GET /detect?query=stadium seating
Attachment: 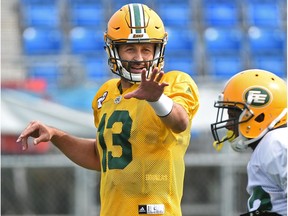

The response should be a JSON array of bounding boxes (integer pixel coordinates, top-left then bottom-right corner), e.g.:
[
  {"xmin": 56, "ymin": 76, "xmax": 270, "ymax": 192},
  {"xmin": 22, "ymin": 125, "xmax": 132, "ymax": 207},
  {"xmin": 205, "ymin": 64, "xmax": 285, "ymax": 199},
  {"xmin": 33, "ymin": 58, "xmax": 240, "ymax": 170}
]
[
  {"xmin": 111, "ymin": 0, "xmax": 152, "ymax": 11},
  {"xmin": 83, "ymin": 56, "xmax": 110, "ymax": 81},
  {"xmin": 157, "ymin": 3, "xmax": 192, "ymax": 27},
  {"xmin": 250, "ymin": 54, "xmax": 286, "ymax": 78},
  {"xmin": 17, "ymin": 0, "xmax": 286, "ymax": 85},
  {"xmin": 20, "ymin": 0, "xmax": 60, "ymax": 28},
  {"xmin": 164, "ymin": 54, "xmax": 196, "ymax": 76},
  {"xmin": 204, "ymin": 27, "xmax": 243, "ymax": 54},
  {"xmin": 68, "ymin": 0, "xmax": 105, "ymax": 27},
  {"xmin": 165, "ymin": 27, "xmax": 196, "ymax": 53},
  {"xmin": 247, "ymin": 27, "xmax": 285, "ymax": 54},
  {"xmin": 206, "ymin": 54, "xmax": 244, "ymax": 78},
  {"xmin": 69, "ymin": 27, "xmax": 104, "ymax": 54},
  {"xmin": 26, "ymin": 62, "xmax": 61, "ymax": 89},
  {"xmin": 246, "ymin": 0, "xmax": 283, "ymax": 27},
  {"xmin": 22, "ymin": 27, "xmax": 63, "ymax": 55},
  {"xmin": 202, "ymin": 0, "xmax": 240, "ymax": 27}
]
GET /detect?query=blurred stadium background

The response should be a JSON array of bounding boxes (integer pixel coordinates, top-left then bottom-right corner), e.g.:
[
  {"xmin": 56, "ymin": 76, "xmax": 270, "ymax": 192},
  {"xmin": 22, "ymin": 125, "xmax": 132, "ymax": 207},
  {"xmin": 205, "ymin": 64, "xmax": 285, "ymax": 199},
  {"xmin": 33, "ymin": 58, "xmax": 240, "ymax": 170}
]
[{"xmin": 1, "ymin": 0, "xmax": 287, "ymax": 215}]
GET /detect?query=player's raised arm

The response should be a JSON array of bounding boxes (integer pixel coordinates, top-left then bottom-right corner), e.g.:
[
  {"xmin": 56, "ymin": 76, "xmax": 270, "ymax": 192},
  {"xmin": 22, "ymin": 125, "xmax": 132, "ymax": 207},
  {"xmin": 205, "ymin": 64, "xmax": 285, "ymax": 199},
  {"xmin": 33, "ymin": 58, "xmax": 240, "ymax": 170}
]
[
  {"xmin": 17, "ymin": 121, "xmax": 101, "ymax": 171},
  {"xmin": 124, "ymin": 68, "xmax": 189, "ymax": 133}
]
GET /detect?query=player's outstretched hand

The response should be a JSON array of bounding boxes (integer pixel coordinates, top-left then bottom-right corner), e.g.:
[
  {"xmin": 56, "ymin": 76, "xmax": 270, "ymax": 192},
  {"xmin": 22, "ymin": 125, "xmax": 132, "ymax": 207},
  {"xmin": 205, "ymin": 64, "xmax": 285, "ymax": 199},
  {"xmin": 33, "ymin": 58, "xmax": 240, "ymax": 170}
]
[
  {"xmin": 124, "ymin": 67, "xmax": 169, "ymax": 101},
  {"xmin": 16, "ymin": 121, "xmax": 53, "ymax": 151}
]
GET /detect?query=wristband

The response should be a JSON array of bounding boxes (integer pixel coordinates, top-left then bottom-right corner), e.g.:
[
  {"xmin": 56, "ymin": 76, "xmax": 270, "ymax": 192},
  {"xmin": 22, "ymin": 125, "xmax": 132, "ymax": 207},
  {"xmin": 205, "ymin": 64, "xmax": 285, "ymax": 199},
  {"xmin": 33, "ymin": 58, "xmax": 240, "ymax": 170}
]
[{"xmin": 148, "ymin": 94, "xmax": 173, "ymax": 117}]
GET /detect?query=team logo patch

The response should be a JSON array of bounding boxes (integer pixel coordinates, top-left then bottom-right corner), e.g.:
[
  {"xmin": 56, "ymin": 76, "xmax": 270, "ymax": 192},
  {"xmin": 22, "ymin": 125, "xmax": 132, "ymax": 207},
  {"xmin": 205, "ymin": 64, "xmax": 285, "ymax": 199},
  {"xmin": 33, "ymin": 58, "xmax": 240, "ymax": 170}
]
[
  {"xmin": 244, "ymin": 87, "xmax": 271, "ymax": 107},
  {"xmin": 138, "ymin": 204, "xmax": 165, "ymax": 214},
  {"xmin": 114, "ymin": 96, "xmax": 122, "ymax": 104}
]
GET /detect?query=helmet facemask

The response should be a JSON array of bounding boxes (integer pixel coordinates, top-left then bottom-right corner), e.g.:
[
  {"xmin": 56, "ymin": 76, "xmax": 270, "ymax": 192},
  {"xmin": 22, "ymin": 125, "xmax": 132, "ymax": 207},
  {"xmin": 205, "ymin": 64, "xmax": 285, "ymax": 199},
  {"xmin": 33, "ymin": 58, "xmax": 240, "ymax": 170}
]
[
  {"xmin": 105, "ymin": 37, "xmax": 166, "ymax": 82},
  {"xmin": 211, "ymin": 101, "xmax": 254, "ymax": 152}
]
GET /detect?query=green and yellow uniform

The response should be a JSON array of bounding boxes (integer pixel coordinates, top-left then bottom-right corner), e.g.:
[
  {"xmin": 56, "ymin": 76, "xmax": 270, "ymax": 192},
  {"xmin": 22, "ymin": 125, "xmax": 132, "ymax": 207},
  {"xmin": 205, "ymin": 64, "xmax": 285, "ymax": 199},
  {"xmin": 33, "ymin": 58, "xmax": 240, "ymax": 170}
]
[{"xmin": 92, "ymin": 71, "xmax": 199, "ymax": 216}]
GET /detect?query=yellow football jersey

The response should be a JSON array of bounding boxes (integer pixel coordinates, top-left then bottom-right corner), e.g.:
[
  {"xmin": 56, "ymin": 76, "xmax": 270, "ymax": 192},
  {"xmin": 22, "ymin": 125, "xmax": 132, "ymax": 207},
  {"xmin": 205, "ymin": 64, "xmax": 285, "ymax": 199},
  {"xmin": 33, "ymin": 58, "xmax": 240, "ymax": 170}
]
[{"xmin": 92, "ymin": 71, "xmax": 199, "ymax": 216}]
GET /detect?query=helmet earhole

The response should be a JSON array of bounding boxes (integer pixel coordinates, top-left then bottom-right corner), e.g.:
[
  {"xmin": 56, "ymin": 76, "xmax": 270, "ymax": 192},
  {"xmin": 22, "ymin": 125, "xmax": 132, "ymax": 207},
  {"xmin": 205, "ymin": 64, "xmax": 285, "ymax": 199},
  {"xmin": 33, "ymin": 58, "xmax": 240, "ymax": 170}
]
[{"xmin": 255, "ymin": 113, "xmax": 265, "ymax": 123}]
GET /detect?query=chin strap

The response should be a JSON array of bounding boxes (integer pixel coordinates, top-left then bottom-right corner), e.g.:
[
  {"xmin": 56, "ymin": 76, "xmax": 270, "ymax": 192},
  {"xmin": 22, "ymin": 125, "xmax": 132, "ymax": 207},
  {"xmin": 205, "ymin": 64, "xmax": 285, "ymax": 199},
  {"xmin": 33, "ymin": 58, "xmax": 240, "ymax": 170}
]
[{"xmin": 213, "ymin": 130, "xmax": 235, "ymax": 152}]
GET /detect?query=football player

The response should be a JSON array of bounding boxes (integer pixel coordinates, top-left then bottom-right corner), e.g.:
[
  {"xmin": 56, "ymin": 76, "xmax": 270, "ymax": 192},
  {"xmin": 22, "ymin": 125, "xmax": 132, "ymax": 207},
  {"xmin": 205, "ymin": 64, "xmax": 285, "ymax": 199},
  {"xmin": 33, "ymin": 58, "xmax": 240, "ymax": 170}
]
[
  {"xmin": 211, "ymin": 69, "xmax": 287, "ymax": 215},
  {"xmin": 17, "ymin": 3, "xmax": 200, "ymax": 216}
]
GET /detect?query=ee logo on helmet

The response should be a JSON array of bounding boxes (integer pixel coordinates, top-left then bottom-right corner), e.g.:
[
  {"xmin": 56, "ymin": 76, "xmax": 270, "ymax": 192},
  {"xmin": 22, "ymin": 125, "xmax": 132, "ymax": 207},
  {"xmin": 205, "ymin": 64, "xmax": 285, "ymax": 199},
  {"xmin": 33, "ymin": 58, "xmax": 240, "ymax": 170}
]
[{"xmin": 244, "ymin": 88, "xmax": 271, "ymax": 107}]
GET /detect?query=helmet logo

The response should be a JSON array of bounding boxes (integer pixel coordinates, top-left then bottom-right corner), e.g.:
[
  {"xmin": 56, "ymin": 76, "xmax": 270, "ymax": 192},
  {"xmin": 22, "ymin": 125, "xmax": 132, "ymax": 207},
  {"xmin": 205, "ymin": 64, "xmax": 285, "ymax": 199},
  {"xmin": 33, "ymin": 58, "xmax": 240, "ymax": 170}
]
[{"xmin": 244, "ymin": 88, "xmax": 270, "ymax": 106}]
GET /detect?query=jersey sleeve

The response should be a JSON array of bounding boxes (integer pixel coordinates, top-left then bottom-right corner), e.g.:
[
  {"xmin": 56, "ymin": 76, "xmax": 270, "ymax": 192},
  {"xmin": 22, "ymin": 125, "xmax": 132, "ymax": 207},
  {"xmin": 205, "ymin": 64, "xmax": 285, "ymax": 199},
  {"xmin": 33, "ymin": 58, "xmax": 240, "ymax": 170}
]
[{"xmin": 162, "ymin": 71, "xmax": 200, "ymax": 120}]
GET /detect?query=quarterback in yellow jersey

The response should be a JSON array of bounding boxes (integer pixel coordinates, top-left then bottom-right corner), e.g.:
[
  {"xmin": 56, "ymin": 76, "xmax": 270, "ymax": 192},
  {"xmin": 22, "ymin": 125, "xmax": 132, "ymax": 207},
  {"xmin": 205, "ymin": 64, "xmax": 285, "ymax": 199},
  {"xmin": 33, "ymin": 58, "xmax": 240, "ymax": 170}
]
[
  {"xmin": 17, "ymin": 3, "xmax": 199, "ymax": 216},
  {"xmin": 93, "ymin": 71, "xmax": 198, "ymax": 215}
]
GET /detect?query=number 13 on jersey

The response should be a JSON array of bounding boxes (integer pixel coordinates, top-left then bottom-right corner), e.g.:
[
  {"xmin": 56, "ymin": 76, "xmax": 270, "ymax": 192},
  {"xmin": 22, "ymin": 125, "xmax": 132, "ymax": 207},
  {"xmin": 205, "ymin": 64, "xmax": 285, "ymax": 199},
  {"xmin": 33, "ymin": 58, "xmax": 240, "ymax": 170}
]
[{"xmin": 98, "ymin": 110, "xmax": 133, "ymax": 172}]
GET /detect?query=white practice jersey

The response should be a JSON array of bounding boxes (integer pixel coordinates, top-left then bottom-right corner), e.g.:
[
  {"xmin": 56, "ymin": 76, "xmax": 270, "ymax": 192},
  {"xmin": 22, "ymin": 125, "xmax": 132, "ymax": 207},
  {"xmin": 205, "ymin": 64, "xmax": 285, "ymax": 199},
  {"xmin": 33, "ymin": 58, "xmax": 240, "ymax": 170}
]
[{"xmin": 247, "ymin": 127, "xmax": 287, "ymax": 215}]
